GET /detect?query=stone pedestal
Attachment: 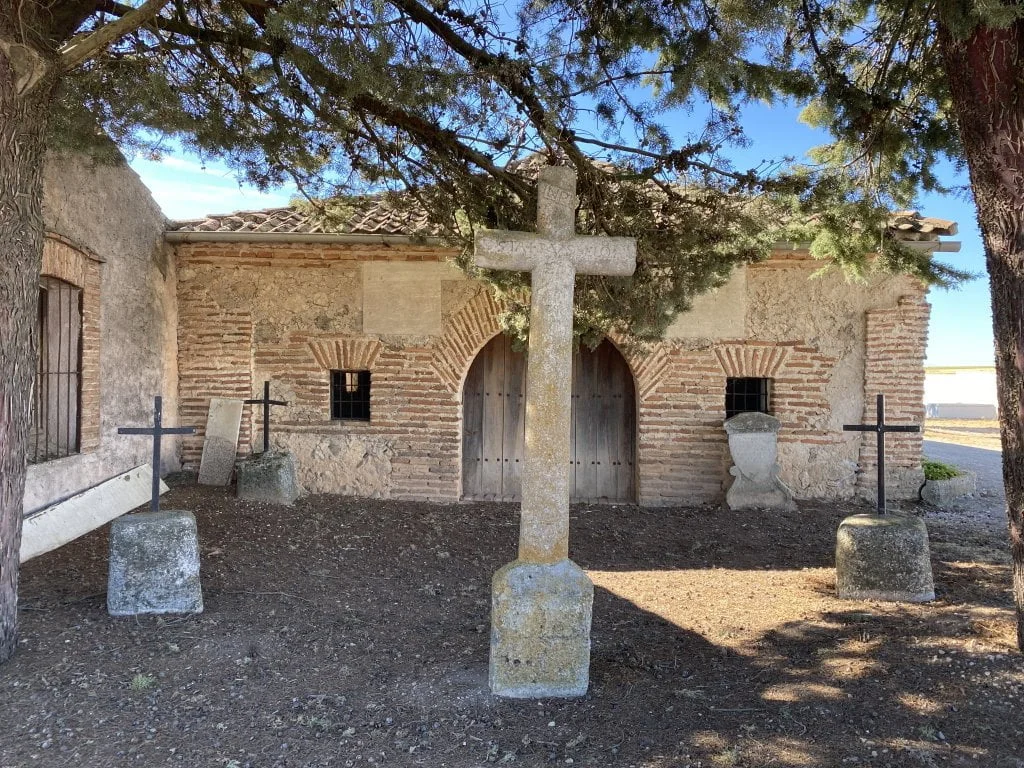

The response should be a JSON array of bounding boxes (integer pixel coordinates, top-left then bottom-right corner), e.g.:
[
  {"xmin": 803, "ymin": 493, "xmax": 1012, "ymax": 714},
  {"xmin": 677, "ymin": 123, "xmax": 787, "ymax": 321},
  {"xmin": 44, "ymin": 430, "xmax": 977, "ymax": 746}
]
[
  {"xmin": 236, "ymin": 450, "xmax": 299, "ymax": 505},
  {"xmin": 108, "ymin": 511, "xmax": 204, "ymax": 616},
  {"xmin": 724, "ymin": 412, "xmax": 796, "ymax": 511},
  {"xmin": 835, "ymin": 514, "xmax": 935, "ymax": 602},
  {"xmin": 490, "ymin": 559, "xmax": 593, "ymax": 698}
]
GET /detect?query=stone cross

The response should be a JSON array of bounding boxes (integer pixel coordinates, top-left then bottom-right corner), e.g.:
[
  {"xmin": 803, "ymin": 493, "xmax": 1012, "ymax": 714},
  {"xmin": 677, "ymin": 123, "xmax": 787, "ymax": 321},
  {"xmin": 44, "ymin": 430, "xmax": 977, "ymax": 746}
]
[
  {"xmin": 475, "ymin": 166, "xmax": 637, "ymax": 562},
  {"xmin": 844, "ymin": 393, "xmax": 920, "ymax": 514},
  {"xmin": 244, "ymin": 380, "xmax": 288, "ymax": 454},
  {"xmin": 118, "ymin": 396, "xmax": 196, "ymax": 513},
  {"xmin": 474, "ymin": 166, "xmax": 636, "ymax": 697}
]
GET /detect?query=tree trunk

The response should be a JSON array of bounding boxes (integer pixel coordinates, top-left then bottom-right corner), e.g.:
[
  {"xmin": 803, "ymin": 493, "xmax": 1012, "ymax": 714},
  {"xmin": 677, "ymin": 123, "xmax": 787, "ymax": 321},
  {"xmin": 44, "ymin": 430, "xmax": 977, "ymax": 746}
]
[
  {"xmin": 940, "ymin": 20, "xmax": 1024, "ymax": 650},
  {"xmin": 0, "ymin": 13, "xmax": 55, "ymax": 663}
]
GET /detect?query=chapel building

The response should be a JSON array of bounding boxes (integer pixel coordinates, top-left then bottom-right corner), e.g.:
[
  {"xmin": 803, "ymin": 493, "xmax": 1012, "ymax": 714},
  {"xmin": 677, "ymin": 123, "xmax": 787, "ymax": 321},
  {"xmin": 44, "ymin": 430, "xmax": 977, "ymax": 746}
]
[{"xmin": 24, "ymin": 153, "xmax": 960, "ymax": 514}]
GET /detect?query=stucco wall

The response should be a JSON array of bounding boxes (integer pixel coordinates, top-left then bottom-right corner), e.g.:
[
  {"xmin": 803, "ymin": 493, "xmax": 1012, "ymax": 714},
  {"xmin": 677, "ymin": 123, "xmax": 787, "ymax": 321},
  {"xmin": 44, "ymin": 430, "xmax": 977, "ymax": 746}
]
[
  {"xmin": 23, "ymin": 153, "xmax": 177, "ymax": 514},
  {"xmin": 175, "ymin": 242, "xmax": 929, "ymax": 505}
]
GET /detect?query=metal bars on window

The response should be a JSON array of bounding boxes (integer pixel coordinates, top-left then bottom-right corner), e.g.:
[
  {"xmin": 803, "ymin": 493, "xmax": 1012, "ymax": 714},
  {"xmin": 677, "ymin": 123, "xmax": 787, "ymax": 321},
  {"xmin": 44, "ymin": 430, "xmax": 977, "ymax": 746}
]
[
  {"xmin": 29, "ymin": 277, "xmax": 83, "ymax": 463},
  {"xmin": 725, "ymin": 377, "xmax": 771, "ymax": 419},
  {"xmin": 330, "ymin": 370, "xmax": 371, "ymax": 421}
]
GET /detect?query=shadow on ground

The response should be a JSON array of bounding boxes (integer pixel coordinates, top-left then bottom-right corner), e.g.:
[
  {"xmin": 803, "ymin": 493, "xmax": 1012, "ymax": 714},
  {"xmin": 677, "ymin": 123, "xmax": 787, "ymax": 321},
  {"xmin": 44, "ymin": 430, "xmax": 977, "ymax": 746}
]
[{"xmin": 3, "ymin": 478, "xmax": 1022, "ymax": 767}]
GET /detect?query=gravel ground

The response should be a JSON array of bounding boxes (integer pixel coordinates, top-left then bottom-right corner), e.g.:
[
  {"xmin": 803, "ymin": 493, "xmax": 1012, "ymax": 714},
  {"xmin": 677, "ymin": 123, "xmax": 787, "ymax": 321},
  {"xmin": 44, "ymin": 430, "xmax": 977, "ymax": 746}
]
[{"xmin": 1, "ymin": 470, "xmax": 1021, "ymax": 768}]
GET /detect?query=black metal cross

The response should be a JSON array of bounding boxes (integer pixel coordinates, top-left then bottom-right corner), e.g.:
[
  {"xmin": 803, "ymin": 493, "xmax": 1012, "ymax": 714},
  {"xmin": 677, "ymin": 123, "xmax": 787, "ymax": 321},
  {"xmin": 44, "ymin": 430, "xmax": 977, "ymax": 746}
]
[
  {"xmin": 118, "ymin": 396, "xmax": 196, "ymax": 513},
  {"xmin": 844, "ymin": 393, "xmax": 920, "ymax": 514},
  {"xmin": 244, "ymin": 380, "xmax": 288, "ymax": 454}
]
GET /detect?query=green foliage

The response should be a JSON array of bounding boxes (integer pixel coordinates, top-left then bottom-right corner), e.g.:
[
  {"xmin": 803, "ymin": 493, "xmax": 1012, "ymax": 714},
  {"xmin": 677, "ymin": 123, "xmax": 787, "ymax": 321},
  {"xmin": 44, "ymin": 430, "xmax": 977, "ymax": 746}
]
[
  {"xmin": 128, "ymin": 673, "xmax": 156, "ymax": 691},
  {"xmin": 923, "ymin": 459, "xmax": 961, "ymax": 481},
  {"xmin": 41, "ymin": 0, "xmax": 970, "ymax": 344}
]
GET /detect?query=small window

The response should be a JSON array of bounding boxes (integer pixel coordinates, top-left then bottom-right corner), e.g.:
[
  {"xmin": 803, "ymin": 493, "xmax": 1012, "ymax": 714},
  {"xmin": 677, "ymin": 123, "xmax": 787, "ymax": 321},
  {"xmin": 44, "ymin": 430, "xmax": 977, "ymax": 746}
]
[
  {"xmin": 30, "ymin": 277, "xmax": 83, "ymax": 463},
  {"xmin": 725, "ymin": 377, "xmax": 771, "ymax": 419},
  {"xmin": 331, "ymin": 370, "xmax": 371, "ymax": 421}
]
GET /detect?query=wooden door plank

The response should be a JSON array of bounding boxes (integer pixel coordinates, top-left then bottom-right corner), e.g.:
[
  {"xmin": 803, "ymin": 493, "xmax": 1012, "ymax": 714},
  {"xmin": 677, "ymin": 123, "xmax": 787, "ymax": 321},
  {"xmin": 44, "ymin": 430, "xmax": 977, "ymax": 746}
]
[
  {"xmin": 461, "ymin": 347, "xmax": 485, "ymax": 498},
  {"xmin": 480, "ymin": 335, "xmax": 507, "ymax": 497}
]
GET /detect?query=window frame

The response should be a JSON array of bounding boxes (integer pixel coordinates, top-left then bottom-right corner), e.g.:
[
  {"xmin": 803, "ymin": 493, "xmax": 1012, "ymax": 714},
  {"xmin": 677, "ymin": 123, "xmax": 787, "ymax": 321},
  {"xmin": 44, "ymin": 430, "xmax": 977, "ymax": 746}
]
[
  {"xmin": 330, "ymin": 369, "xmax": 372, "ymax": 421},
  {"xmin": 725, "ymin": 376, "xmax": 772, "ymax": 420}
]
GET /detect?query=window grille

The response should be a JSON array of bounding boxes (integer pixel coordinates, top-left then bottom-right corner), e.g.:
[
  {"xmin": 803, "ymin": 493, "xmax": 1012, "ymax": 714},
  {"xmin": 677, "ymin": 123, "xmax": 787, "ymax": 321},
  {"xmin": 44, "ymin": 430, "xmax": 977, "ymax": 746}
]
[
  {"xmin": 331, "ymin": 370, "xmax": 371, "ymax": 421},
  {"xmin": 30, "ymin": 277, "xmax": 82, "ymax": 463},
  {"xmin": 725, "ymin": 377, "xmax": 771, "ymax": 419}
]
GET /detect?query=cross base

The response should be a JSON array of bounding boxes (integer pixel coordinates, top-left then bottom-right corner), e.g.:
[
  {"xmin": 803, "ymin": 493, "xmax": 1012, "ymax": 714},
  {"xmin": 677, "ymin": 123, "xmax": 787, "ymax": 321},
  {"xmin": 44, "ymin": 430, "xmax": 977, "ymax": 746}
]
[
  {"xmin": 835, "ymin": 513, "xmax": 935, "ymax": 603},
  {"xmin": 489, "ymin": 559, "xmax": 593, "ymax": 698}
]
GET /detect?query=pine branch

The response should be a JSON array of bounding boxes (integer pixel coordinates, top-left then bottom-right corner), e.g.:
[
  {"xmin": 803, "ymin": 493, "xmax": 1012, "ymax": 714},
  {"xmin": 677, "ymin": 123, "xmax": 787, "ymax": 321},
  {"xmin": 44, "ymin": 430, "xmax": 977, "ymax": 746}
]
[{"xmin": 60, "ymin": 0, "xmax": 171, "ymax": 72}]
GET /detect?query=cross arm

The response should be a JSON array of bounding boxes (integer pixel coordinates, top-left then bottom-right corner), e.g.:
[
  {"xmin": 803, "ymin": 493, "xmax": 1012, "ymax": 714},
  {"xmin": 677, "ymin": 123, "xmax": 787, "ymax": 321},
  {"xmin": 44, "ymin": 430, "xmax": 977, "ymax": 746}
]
[
  {"xmin": 474, "ymin": 230, "xmax": 541, "ymax": 272},
  {"xmin": 564, "ymin": 239, "xmax": 637, "ymax": 276}
]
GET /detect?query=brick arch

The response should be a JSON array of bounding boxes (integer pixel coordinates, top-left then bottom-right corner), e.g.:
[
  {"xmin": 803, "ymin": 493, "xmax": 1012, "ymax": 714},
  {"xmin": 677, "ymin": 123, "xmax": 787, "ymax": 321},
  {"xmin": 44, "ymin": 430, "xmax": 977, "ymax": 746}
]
[
  {"xmin": 606, "ymin": 332, "xmax": 670, "ymax": 402},
  {"xmin": 308, "ymin": 337, "xmax": 383, "ymax": 371},
  {"xmin": 431, "ymin": 289, "xmax": 505, "ymax": 393},
  {"xmin": 39, "ymin": 234, "xmax": 102, "ymax": 453},
  {"xmin": 713, "ymin": 342, "xmax": 792, "ymax": 378}
]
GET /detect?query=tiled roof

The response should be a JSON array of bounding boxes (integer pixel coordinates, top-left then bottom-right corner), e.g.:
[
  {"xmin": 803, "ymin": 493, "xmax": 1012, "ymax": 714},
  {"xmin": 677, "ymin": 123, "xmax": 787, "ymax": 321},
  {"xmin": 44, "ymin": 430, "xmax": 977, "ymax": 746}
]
[
  {"xmin": 169, "ymin": 196, "xmax": 957, "ymax": 242},
  {"xmin": 168, "ymin": 196, "xmax": 441, "ymax": 236}
]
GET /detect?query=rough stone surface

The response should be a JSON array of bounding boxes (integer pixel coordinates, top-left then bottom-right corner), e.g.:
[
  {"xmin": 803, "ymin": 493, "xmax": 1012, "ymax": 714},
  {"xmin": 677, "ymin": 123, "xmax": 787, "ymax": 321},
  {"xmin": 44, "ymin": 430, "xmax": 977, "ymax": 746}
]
[
  {"xmin": 107, "ymin": 510, "xmax": 204, "ymax": 616},
  {"xmin": 473, "ymin": 167, "xmax": 635, "ymax": 698},
  {"xmin": 922, "ymin": 470, "xmax": 977, "ymax": 507},
  {"xmin": 724, "ymin": 412, "xmax": 797, "ymax": 511},
  {"xmin": 475, "ymin": 166, "xmax": 636, "ymax": 562},
  {"xmin": 835, "ymin": 513, "xmax": 935, "ymax": 602},
  {"xmin": 25, "ymin": 153, "xmax": 177, "ymax": 515},
  {"xmin": 490, "ymin": 559, "xmax": 594, "ymax": 698},
  {"xmin": 198, "ymin": 398, "xmax": 243, "ymax": 486},
  {"xmin": 236, "ymin": 450, "xmax": 300, "ymax": 505},
  {"xmin": 281, "ymin": 433, "xmax": 393, "ymax": 498}
]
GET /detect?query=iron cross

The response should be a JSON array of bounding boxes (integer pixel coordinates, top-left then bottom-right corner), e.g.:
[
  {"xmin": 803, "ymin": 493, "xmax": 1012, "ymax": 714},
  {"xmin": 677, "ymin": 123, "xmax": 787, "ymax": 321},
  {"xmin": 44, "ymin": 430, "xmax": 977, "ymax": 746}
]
[
  {"xmin": 244, "ymin": 380, "xmax": 288, "ymax": 454},
  {"xmin": 118, "ymin": 396, "xmax": 196, "ymax": 513},
  {"xmin": 843, "ymin": 393, "xmax": 920, "ymax": 514}
]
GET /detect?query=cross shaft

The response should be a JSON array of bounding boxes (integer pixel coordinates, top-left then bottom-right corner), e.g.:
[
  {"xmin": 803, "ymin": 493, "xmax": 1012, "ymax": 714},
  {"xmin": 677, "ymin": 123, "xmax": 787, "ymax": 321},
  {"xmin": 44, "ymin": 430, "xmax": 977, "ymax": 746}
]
[
  {"xmin": 843, "ymin": 393, "xmax": 919, "ymax": 514},
  {"xmin": 244, "ymin": 380, "xmax": 288, "ymax": 453},
  {"xmin": 118, "ymin": 396, "xmax": 195, "ymax": 512},
  {"xmin": 474, "ymin": 166, "xmax": 636, "ymax": 562}
]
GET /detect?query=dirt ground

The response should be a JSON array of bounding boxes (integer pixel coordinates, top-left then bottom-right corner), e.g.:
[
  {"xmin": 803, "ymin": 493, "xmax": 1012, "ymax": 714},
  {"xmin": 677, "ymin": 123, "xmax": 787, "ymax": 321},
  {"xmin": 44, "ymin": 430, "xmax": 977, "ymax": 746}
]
[
  {"xmin": 2, "ymin": 477, "xmax": 1022, "ymax": 768},
  {"xmin": 923, "ymin": 420, "xmax": 1002, "ymax": 452}
]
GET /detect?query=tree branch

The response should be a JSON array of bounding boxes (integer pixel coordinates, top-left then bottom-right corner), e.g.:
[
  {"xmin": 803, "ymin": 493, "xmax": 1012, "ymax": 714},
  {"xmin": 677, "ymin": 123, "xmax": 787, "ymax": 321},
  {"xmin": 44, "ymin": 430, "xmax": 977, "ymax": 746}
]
[{"xmin": 60, "ymin": 0, "xmax": 171, "ymax": 72}]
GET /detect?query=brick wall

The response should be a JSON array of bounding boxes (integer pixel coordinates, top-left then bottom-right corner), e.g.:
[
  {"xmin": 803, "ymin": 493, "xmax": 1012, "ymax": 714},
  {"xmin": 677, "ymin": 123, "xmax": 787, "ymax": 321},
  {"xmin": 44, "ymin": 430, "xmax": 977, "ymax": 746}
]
[
  {"xmin": 175, "ymin": 241, "xmax": 930, "ymax": 504},
  {"xmin": 41, "ymin": 234, "xmax": 102, "ymax": 453},
  {"xmin": 856, "ymin": 293, "xmax": 930, "ymax": 499}
]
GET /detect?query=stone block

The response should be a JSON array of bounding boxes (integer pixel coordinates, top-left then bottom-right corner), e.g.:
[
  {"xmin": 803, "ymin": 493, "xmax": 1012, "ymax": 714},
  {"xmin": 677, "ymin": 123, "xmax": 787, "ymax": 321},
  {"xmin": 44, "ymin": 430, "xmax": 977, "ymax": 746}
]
[
  {"xmin": 835, "ymin": 513, "xmax": 934, "ymax": 602},
  {"xmin": 236, "ymin": 450, "xmax": 300, "ymax": 505},
  {"xmin": 921, "ymin": 470, "xmax": 977, "ymax": 507},
  {"xmin": 198, "ymin": 397, "xmax": 243, "ymax": 486},
  {"xmin": 108, "ymin": 510, "xmax": 204, "ymax": 616},
  {"xmin": 490, "ymin": 559, "xmax": 593, "ymax": 698},
  {"xmin": 724, "ymin": 412, "xmax": 796, "ymax": 511}
]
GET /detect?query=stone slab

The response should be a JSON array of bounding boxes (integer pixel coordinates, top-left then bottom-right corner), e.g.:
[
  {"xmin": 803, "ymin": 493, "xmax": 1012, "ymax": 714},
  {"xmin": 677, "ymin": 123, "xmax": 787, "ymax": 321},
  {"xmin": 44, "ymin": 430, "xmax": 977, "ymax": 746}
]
[
  {"xmin": 198, "ymin": 397, "xmax": 243, "ymax": 486},
  {"xmin": 362, "ymin": 262, "xmax": 465, "ymax": 336},
  {"xmin": 666, "ymin": 267, "xmax": 746, "ymax": 339},
  {"xmin": 490, "ymin": 559, "xmax": 593, "ymax": 698},
  {"xmin": 724, "ymin": 413, "xmax": 796, "ymax": 511},
  {"xmin": 21, "ymin": 464, "xmax": 167, "ymax": 563},
  {"xmin": 835, "ymin": 513, "xmax": 935, "ymax": 602},
  {"xmin": 921, "ymin": 470, "xmax": 977, "ymax": 507},
  {"xmin": 236, "ymin": 450, "xmax": 300, "ymax": 505},
  {"xmin": 107, "ymin": 510, "xmax": 204, "ymax": 616}
]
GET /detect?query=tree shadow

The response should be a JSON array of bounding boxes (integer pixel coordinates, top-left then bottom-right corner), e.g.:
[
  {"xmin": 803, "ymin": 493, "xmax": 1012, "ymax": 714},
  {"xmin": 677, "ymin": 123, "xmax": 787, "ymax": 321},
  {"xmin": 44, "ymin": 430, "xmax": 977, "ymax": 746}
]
[{"xmin": 7, "ymin": 484, "xmax": 1020, "ymax": 767}]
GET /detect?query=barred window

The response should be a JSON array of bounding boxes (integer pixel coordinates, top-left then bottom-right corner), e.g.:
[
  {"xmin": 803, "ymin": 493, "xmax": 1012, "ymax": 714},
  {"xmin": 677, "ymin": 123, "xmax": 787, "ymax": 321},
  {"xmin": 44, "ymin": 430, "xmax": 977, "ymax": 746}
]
[
  {"xmin": 725, "ymin": 377, "xmax": 771, "ymax": 420},
  {"xmin": 331, "ymin": 370, "xmax": 371, "ymax": 421},
  {"xmin": 30, "ymin": 277, "xmax": 82, "ymax": 463}
]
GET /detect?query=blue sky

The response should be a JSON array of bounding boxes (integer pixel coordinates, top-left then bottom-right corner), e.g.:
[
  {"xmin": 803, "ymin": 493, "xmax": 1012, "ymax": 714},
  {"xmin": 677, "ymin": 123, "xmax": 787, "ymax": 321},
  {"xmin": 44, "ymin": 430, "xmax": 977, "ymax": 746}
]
[{"xmin": 129, "ymin": 102, "xmax": 994, "ymax": 368}]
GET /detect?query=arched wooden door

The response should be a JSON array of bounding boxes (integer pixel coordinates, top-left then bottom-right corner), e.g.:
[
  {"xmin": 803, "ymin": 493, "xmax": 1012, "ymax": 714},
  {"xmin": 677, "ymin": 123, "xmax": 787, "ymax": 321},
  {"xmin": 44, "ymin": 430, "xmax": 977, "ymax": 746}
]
[{"xmin": 462, "ymin": 334, "xmax": 636, "ymax": 502}]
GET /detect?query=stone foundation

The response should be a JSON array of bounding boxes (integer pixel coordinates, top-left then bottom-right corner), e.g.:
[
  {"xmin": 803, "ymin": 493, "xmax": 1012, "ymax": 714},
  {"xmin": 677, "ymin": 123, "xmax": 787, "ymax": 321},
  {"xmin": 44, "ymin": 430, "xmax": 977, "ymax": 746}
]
[
  {"xmin": 835, "ymin": 513, "xmax": 934, "ymax": 603},
  {"xmin": 236, "ymin": 450, "xmax": 300, "ymax": 505},
  {"xmin": 108, "ymin": 510, "xmax": 204, "ymax": 616},
  {"xmin": 489, "ymin": 559, "xmax": 593, "ymax": 698}
]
